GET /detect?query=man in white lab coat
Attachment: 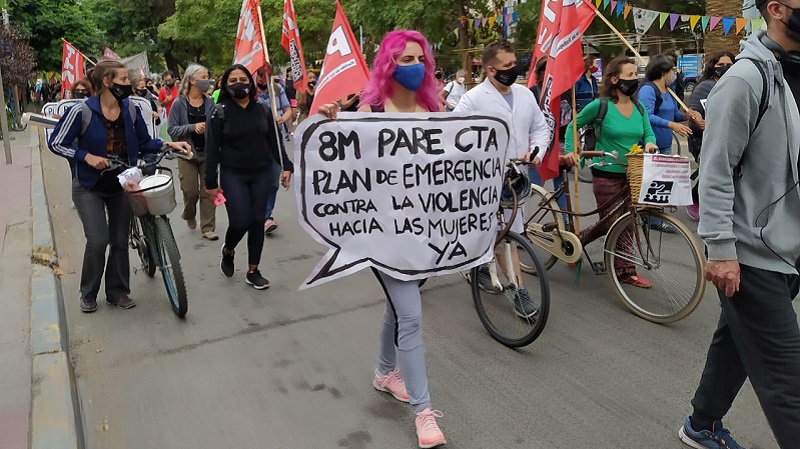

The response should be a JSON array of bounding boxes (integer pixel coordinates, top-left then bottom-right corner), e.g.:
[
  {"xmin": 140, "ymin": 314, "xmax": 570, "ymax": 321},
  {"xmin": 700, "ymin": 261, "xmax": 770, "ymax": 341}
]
[
  {"xmin": 454, "ymin": 40, "xmax": 551, "ymax": 319},
  {"xmin": 455, "ymin": 40, "xmax": 551, "ymax": 166}
]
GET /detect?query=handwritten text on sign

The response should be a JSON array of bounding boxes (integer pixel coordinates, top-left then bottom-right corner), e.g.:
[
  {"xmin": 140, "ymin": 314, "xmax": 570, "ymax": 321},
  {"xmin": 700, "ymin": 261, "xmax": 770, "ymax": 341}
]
[{"xmin": 295, "ymin": 112, "xmax": 510, "ymax": 289}]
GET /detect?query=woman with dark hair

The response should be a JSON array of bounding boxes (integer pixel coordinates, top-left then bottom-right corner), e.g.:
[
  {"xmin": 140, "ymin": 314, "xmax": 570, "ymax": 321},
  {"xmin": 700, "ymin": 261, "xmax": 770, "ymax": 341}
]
[
  {"xmin": 168, "ymin": 64, "xmax": 218, "ymax": 240},
  {"xmin": 684, "ymin": 50, "xmax": 735, "ymax": 221},
  {"xmin": 48, "ymin": 60, "xmax": 190, "ymax": 312},
  {"xmin": 318, "ymin": 30, "xmax": 447, "ymax": 448},
  {"xmin": 564, "ymin": 56, "xmax": 659, "ymax": 288},
  {"xmin": 204, "ymin": 64, "xmax": 293, "ymax": 290},
  {"xmin": 71, "ymin": 79, "xmax": 92, "ymax": 99},
  {"xmin": 574, "ymin": 55, "xmax": 599, "ymax": 110}
]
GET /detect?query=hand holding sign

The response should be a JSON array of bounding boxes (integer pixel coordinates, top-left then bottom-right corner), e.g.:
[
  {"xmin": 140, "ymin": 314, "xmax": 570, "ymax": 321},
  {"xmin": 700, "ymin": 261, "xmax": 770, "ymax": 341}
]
[{"xmin": 294, "ymin": 112, "xmax": 510, "ymax": 289}]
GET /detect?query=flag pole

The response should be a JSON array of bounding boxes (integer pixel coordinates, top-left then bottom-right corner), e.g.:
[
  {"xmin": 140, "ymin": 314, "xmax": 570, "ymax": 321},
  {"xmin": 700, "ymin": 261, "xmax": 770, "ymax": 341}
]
[
  {"xmin": 62, "ymin": 39, "xmax": 97, "ymax": 67},
  {"xmin": 592, "ymin": 10, "xmax": 690, "ymax": 112},
  {"xmin": 256, "ymin": 3, "xmax": 285, "ymax": 168},
  {"xmin": 571, "ymin": 87, "xmax": 581, "ymax": 234}
]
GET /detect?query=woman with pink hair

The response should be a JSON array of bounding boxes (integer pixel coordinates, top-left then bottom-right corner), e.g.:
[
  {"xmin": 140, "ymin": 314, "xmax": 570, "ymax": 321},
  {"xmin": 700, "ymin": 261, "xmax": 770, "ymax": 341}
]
[{"xmin": 320, "ymin": 29, "xmax": 446, "ymax": 448}]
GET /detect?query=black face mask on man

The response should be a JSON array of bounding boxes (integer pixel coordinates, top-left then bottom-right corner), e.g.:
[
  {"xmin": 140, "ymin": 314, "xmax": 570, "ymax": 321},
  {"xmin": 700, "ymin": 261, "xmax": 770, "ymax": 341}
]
[
  {"xmin": 779, "ymin": 2, "xmax": 800, "ymax": 42},
  {"xmin": 492, "ymin": 65, "xmax": 520, "ymax": 86}
]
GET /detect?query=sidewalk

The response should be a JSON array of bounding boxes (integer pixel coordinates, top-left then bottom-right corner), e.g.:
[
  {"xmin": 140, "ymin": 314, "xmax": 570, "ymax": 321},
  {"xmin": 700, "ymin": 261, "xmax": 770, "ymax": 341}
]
[{"xmin": 0, "ymin": 129, "xmax": 35, "ymax": 449}]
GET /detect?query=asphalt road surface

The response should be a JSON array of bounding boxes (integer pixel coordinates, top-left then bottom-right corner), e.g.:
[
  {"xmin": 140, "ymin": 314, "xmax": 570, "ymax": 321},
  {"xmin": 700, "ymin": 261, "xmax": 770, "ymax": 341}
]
[{"xmin": 41, "ymin": 140, "xmax": 787, "ymax": 449}]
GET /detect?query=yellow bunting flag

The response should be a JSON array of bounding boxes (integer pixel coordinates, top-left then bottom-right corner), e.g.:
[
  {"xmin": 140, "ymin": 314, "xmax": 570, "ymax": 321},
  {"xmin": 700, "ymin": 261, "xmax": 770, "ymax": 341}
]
[
  {"xmin": 690, "ymin": 15, "xmax": 700, "ymax": 30},
  {"xmin": 488, "ymin": 16, "xmax": 496, "ymax": 27},
  {"xmin": 595, "ymin": 0, "xmax": 602, "ymax": 7}
]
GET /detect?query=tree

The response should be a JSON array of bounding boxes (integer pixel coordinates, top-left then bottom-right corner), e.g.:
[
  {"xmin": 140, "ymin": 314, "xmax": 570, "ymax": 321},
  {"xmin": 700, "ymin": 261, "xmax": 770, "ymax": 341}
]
[
  {"xmin": 0, "ymin": 24, "xmax": 36, "ymax": 87},
  {"xmin": 705, "ymin": 0, "xmax": 741, "ymax": 55}
]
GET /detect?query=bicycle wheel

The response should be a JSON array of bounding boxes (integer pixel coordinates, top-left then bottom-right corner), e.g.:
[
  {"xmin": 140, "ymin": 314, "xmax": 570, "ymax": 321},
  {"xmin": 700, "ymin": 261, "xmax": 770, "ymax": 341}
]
[
  {"xmin": 473, "ymin": 231, "xmax": 550, "ymax": 348},
  {"xmin": 153, "ymin": 217, "xmax": 188, "ymax": 318},
  {"xmin": 604, "ymin": 210, "xmax": 705, "ymax": 323},
  {"xmin": 131, "ymin": 217, "xmax": 156, "ymax": 277},
  {"xmin": 520, "ymin": 184, "xmax": 561, "ymax": 274}
]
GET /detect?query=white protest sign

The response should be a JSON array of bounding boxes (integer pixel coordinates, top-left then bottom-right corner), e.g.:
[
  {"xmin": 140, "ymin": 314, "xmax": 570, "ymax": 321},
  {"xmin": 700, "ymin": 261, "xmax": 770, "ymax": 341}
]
[
  {"xmin": 638, "ymin": 154, "xmax": 693, "ymax": 206},
  {"xmin": 294, "ymin": 112, "xmax": 510, "ymax": 289},
  {"xmin": 42, "ymin": 97, "xmax": 158, "ymax": 142}
]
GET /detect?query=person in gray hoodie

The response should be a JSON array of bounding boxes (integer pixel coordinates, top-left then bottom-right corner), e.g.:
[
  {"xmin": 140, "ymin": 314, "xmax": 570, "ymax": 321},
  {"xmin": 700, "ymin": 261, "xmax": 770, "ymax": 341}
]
[{"xmin": 678, "ymin": 2, "xmax": 800, "ymax": 448}]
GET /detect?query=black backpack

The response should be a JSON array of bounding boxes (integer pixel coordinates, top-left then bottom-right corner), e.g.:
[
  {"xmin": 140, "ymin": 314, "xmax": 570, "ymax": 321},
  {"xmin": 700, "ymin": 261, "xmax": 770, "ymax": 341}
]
[
  {"xmin": 582, "ymin": 98, "xmax": 645, "ymax": 151},
  {"xmin": 733, "ymin": 58, "xmax": 770, "ymax": 177},
  {"xmin": 639, "ymin": 81, "xmax": 663, "ymax": 115}
]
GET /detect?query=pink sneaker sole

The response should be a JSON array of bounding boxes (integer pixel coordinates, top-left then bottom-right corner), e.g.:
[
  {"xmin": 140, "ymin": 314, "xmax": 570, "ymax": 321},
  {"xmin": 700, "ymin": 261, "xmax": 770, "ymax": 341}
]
[{"xmin": 372, "ymin": 378, "xmax": 410, "ymax": 403}]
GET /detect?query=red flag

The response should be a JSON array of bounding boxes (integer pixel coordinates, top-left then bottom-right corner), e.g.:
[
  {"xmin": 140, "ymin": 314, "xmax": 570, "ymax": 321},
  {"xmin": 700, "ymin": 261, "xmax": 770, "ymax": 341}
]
[
  {"xmin": 233, "ymin": 0, "xmax": 266, "ymax": 75},
  {"xmin": 282, "ymin": 0, "xmax": 309, "ymax": 94},
  {"xmin": 537, "ymin": 0, "xmax": 596, "ymax": 182},
  {"xmin": 310, "ymin": 1, "xmax": 370, "ymax": 112},
  {"xmin": 61, "ymin": 39, "xmax": 85, "ymax": 99},
  {"xmin": 102, "ymin": 46, "xmax": 121, "ymax": 61}
]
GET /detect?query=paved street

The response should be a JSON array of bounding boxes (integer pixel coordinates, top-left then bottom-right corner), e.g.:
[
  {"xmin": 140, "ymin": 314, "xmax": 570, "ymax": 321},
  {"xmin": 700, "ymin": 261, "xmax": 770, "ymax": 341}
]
[{"xmin": 41, "ymin": 139, "xmax": 787, "ymax": 449}]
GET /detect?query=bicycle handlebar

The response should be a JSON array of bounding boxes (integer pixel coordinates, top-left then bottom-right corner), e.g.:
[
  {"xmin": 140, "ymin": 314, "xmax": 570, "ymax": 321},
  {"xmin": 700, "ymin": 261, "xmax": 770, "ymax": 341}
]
[{"xmin": 104, "ymin": 146, "xmax": 190, "ymax": 174}]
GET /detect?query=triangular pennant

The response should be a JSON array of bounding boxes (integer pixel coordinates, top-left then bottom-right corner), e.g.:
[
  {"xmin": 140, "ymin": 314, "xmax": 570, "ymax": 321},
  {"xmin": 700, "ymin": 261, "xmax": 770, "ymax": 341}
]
[
  {"xmin": 623, "ymin": 4, "xmax": 632, "ymax": 19},
  {"xmin": 595, "ymin": 0, "xmax": 602, "ymax": 7},
  {"xmin": 680, "ymin": 14, "xmax": 691, "ymax": 22},
  {"xmin": 616, "ymin": 2, "xmax": 624, "ymax": 17},
  {"xmin": 454, "ymin": 28, "xmax": 459, "ymax": 39},
  {"xmin": 690, "ymin": 15, "xmax": 700, "ymax": 30},
  {"xmin": 603, "ymin": 0, "xmax": 611, "ymax": 8},
  {"xmin": 634, "ymin": 9, "xmax": 660, "ymax": 35},
  {"xmin": 735, "ymin": 17, "xmax": 749, "ymax": 34},
  {"xmin": 701, "ymin": 16, "xmax": 710, "ymax": 32},
  {"xmin": 722, "ymin": 17, "xmax": 736, "ymax": 35},
  {"xmin": 752, "ymin": 18, "xmax": 766, "ymax": 31},
  {"xmin": 659, "ymin": 12, "xmax": 669, "ymax": 28},
  {"xmin": 610, "ymin": 0, "xmax": 617, "ymax": 12},
  {"xmin": 669, "ymin": 13, "xmax": 679, "ymax": 31},
  {"xmin": 488, "ymin": 16, "xmax": 496, "ymax": 27},
  {"xmin": 709, "ymin": 16, "xmax": 722, "ymax": 31},
  {"xmin": 474, "ymin": 18, "xmax": 481, "ymax": 28}
]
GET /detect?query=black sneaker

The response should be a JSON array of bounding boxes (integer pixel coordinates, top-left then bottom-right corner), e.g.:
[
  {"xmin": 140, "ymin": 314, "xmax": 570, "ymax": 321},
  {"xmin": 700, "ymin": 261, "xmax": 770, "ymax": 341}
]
[
  {"xmin": 80, "ymin": 297, "xmax": 98, "ymax": 313},
  {"xmin": 220, "ymin": 245, "xmax": 235, "ymax": 277},
  {"xmin": 513, "ymin": 287, "xmax": 539, "ymax": 319},
  {"xmin": 476, "ymin": 265, "xmax": 502, "ymax": 294},
  {"xmin": 245, "ymin": 269, "xmax": 270, "ymax": 290},
  {"xmin": 106, "ymin": 296, "xmax": 136, "ymax": 309}
]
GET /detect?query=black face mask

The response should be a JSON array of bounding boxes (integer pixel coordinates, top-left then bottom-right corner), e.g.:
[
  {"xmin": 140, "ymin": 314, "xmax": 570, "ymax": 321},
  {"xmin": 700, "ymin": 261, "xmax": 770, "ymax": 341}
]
[
  {"xmin": 616, "ymin": 78, "xmax": 639, "ymax": 97},
  {"xmin": 109, "ymin": 83, "xmax": 132, "ymax": 101},
  {"xmin": 135, "ymin": 88, "xmax": 148, "ymax": 97},
  {"xmin": 493, "ymin": 65, "xmax": 520, "ymax": 86},
  {"xmin": 73, "ymin": 90, "xmax": 90, "ymax": 99},
  {"xmin": 779, "ymin": 2, "xmax": 800, "ymax": 42},
  {"xmin": 308, "ymin": 80, "xmax": 317, "ymax": 88},
  {"xmin": 713, "ymin": 65, "xmax": 732, "ymax": 79},
  {"xmin": 227, "ymin": 82, "xmax": 251, "ymax": 99},
  {"xmin": 166, "ymin": 82, "xmax": 175, "ymax": 88},
  {"xmin": 257, "ymin": 82, "xmax": 269, "ymax": 91},
  {"xmin": 435, "ymin": 73, "xmax": 443, "ymax": 80},
  {"xmin": 147, "ymin": 85, "xmax": 155, "ymax": 93}
]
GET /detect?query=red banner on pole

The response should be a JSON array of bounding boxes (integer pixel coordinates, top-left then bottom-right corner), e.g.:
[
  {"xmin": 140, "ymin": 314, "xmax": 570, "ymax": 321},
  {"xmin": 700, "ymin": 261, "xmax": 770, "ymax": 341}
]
[
  {"xmin": 310, "ymin": 1, "xmax": 370, "ymax": 112},
  {"xmin": 234, "ymin": 0, "xmax": 265, "ymax": 75},
  {"xmin": 537, "ymin": 0, "xmax": 596, "ymax": 182},
  {"xmin": 282, "ymin": 0, "xmax": 309, "ymax": 94},
  {"xmin": 102, "ymin": 46, "xmax": 121, "ymax": 61},
  {"xmin": 61, "ymin": 39, "xmax": 85, "ymax": 99}
]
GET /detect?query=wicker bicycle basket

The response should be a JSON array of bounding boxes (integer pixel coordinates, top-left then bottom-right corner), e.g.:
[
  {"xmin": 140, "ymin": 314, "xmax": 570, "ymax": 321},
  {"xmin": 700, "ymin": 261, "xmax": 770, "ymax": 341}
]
[{"xmin": 626, "ymin": 152, "xmax": 644, "ymax": 202}]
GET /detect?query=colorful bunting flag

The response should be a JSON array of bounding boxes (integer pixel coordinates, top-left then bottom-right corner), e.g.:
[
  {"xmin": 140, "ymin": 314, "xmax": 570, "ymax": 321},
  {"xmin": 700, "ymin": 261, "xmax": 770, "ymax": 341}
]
[
  {"xmin": 751, "ymin": 18, "xmax": 766, "ymax": 31},
  {"xmin": 701, "ymin": 15, "xmax": 710, "ymax": 32},
  {"xmin": 595, "ymin": 0, "xmax": 602, "ymax": 7},
  {"xmin": 669, "ymin": 13, "xmax": 679, "ymax": 31},
  {"xmin": 488, "ymin": 16, "xmax": 496, "ymax": 27},
  {"xmin": 709, "ymin": 16, "xmax": 722, "ymax": 31},
  {"xmin": 735, "ymin": 17, "xmax": 749, "ymax": 34},
  {"xmin": 616, "ymin": 2, "xmax": 624, "ymax": 16},
  {"xmin": 680, "ymin": 14, "xmax": 690, "ymax": 22},
  {"xmin": 611, "ymin": 1, "xmax": 618, "ymax": 14},
  {"xmin": 689, "ymin": 15, "xmax": 700, "ymax": 30},
  {"xmin": 659, "ymin": 12, "xmax": 669, "ymax": 28},
  {"xmin": 623, "ymin": 4, "xmax": 631, "ymax": 19},
  {"xmin": 603, "ymin": 0, "xmax": 611, "ymax": 8},
  {"xmin": 633, "ymin": 8, "xmax": 659, "ymax": 35},
  {"xmin": 722, "ymin": 17, "xmax": 736, "ymax": 35}
]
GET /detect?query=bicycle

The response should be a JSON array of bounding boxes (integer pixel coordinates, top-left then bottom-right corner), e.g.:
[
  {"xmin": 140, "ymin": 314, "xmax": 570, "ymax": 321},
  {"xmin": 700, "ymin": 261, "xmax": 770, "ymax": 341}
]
[
  {"xmin": 577, "ymin": 131, "xmax": 683, "ymax": 183},
  {"xmin": 467, "ymin": 158, "xmax": 551, "ymax": 348},
  {"xmin": 106, "ymin": 148, "xmax": 189, "ymax": 318},
  {"xmin": 521, "ymin": 151, "xmax": 705, "ymax": 323}
]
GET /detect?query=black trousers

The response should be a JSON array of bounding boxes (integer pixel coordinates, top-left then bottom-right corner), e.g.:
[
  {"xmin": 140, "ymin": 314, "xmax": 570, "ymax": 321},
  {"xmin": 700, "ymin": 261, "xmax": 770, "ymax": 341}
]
[
  {"xmin": 219, "ymin": 166, "xmax": 272, "ymax": 266},
  {"xmin": 691, "ymin": 264, "xmax": 800, "ymax": 447}
]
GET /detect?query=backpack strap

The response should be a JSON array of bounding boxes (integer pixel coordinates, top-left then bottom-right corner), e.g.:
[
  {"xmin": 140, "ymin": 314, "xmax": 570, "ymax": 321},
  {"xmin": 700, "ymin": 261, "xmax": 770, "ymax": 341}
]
[
  {"xmin": 594, "ymin": 98, "xmax": 609, "ymax": 143},
  {"xmin": 641, "ymin": 81, "xmax": 663, "ymax": 115},
  {"xmin": 734, "ymin": 58, "xmax": 770, "ymax": 177}
]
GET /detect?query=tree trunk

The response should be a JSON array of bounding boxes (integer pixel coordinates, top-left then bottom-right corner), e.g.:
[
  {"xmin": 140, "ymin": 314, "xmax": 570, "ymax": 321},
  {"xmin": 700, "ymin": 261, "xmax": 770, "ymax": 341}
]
[
  {"xmin": 705, "ymin": 0, "xmax": 742, "ymax": 55},
  {"xmin": 459, "ymin": 0, "xmax": 471, "ymax": 81}
]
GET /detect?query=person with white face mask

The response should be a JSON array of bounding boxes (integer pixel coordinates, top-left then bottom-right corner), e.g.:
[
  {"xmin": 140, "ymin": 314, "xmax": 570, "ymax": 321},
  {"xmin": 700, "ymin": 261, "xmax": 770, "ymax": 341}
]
[{"xmin": 440, "ymin": 69, "xmax": 468, "ymax": 111}]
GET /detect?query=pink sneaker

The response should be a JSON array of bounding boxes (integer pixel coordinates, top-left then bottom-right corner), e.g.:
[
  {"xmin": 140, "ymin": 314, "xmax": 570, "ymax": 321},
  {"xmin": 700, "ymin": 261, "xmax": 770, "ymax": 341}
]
[
  {"xmin": 373, "ymin": 368, "xmax": 409, "ymax": 403},
  {"xmin": 415, "ymin": 408, "xmax": 446, "ymax": 448},
  {"xmin": 686, "ymin": 203, "xmax": 700, "ymax": 222}
]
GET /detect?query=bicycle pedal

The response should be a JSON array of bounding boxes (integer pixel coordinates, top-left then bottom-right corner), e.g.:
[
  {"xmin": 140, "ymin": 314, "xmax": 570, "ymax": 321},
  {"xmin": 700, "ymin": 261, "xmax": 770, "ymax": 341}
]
[
  {"xmin": 591, "ymin": 262, "xmax": 607, "ymax": 275},
  {"xmin": 542, "ymin": 222, "xmax": 558, "ymax": 232}
]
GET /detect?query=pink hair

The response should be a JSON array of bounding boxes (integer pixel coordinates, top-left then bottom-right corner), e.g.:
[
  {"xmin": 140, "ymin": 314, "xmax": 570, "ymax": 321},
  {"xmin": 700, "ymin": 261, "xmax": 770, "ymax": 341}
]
[{"xmin": 361, "ymin": 30, "xmax": 439, "ymax": 113}]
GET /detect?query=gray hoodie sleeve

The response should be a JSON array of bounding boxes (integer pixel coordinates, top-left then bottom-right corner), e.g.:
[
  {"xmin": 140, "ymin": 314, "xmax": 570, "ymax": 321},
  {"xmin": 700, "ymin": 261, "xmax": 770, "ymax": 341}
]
[
  {"xmin": 167, "ymin": 97, "xmax": 196, "ymax": 141},
  {"xmin": 698, "ymin": 72, "xmax": 762, "ymax": 261}
]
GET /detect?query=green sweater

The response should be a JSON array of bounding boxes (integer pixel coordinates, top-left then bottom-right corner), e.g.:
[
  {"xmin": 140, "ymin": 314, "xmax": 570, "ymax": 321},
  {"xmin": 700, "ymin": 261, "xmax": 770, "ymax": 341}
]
[{"xmin": 565, "ymin": 98, "xmax": 657, "ymax": 174}]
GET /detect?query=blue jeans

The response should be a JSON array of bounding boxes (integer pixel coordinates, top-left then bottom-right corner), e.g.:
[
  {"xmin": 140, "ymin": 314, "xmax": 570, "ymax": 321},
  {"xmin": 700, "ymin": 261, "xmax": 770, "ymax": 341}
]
[
  {"xmin": 263, "ymin": 162, "xmax": 282, "ymax": 221},
  {"xmin": 528, "ymin": 167, "xmax": 568, "ymax": 213}
]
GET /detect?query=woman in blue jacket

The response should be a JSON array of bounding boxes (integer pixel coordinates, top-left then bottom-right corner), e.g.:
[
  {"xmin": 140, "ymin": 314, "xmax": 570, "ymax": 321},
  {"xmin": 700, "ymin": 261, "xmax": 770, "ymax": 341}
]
[{"xmin": 48, "ymin": 60, "xmax": 190, "ymax": 313}]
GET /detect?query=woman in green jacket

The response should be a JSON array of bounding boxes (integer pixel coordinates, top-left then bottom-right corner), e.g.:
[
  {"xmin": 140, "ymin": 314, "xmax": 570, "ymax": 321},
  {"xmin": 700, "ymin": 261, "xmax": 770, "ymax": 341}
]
[{"xmin": 564, "ymin": 56, "xmax": 659, "ymax": 288}]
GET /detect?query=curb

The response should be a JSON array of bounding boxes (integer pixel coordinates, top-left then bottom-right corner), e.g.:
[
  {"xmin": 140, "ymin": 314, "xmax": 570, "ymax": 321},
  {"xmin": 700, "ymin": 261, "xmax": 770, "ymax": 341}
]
[{"xmin": 29, "ymin": 132, "xmax": 83, "ymax": 449}]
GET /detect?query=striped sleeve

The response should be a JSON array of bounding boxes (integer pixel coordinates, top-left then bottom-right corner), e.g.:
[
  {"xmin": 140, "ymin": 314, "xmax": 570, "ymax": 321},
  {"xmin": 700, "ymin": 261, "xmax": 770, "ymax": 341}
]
[{"xmin": 47, "ymin": 105, "xmax": 86, "ymax": 161}]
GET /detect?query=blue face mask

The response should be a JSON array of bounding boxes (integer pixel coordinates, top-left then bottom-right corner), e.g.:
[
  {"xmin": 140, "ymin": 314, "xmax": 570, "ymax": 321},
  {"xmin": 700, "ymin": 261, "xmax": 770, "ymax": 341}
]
[{"xmin": 392, "ymin": 63, "xmax": 425, "ymax": 91}]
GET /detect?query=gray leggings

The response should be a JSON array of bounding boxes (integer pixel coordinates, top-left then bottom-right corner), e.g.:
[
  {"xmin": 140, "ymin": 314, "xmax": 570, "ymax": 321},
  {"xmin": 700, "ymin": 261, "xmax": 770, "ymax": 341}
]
[{"xmin": 373, "ymin": 269, "xmax": 431, "ymax": 413}]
